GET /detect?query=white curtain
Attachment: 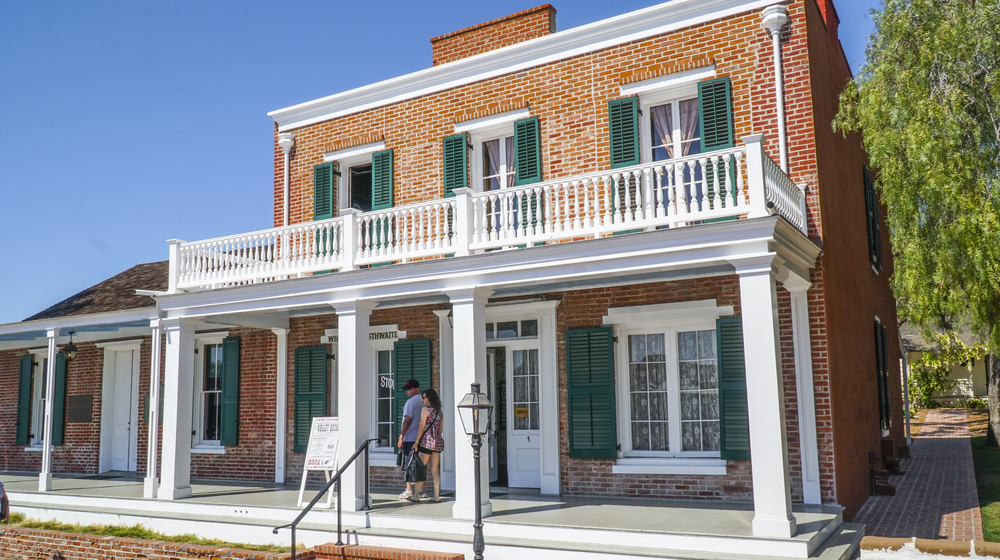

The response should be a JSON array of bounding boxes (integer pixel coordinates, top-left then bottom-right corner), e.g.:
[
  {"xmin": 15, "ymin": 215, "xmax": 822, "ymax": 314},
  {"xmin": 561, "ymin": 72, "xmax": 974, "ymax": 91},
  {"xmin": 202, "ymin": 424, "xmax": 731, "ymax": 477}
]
[
  {"xmin": 650, "ymin": 104, "xmax": 673, "ymax": 160},
  {"xmin": 484, "ymin": 139, "xmax": 501, "ymax": 191},
  {"xmin": 679, "ymin": 99, "xmax": 700, "ymax": 156},
  {"xmin": 505, "ymin": 136, "xmax": 515, "ymax": 188}
]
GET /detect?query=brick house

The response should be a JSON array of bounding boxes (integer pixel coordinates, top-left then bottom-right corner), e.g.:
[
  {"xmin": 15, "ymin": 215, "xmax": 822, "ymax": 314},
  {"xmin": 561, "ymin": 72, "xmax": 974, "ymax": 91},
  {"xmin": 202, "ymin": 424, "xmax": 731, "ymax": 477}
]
[{"xmin": 0, "ymin": 1, "xmax": 900, "ymax": 558}]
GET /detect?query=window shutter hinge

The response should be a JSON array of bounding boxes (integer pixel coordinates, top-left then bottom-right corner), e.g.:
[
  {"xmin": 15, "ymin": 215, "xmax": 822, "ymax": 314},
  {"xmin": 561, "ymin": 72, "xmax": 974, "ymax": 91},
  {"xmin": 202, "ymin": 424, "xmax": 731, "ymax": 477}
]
[
  {"xmin": 327, "ymin": 354, "xmax": 336, "ymax": 360},
  {"xmin": 612, "ymin": 336, "xmax": 619, "ymax": 343},
  {"xmin": 332, "ymin": 170, "xmax": 342, "ymax": 177},
  {"xmin": 192, "ymin": 430, "xmax": 197, "ymax": 436},
  {"xmin": 194, "ymin": 349, "xmax": 198, "ymax": 354},
  {"xmin": 616, "ymin": 444, "xmax": 622, "ymax": 452}
]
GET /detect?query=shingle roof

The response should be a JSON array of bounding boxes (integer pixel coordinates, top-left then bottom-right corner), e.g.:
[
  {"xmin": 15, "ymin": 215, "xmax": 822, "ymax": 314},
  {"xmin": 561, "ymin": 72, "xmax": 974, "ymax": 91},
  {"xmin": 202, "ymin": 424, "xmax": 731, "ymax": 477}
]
[
  {"xmin": 899, "ymin": 322, "xmax": 982, "ymax": 353},
  {"xmin": 24, "ymin": 261, "xmax": 168, "ymax": 322}
]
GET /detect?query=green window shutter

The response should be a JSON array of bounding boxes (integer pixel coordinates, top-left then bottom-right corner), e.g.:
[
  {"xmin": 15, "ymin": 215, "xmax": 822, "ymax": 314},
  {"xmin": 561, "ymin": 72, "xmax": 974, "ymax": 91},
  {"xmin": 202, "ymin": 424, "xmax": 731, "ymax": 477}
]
[
  {"xmin": 294, "ymin": 346, "xmax": 328, "ymax": 453},
  {"xmin": 514, "ymin": 116, "xmax": 542, "ymax": 186},
  {"xmin": 608, "ymin": 97, "xmax": 640, "ymax": 169},
  {"xmin": 698, "ymin": 77, "xmax": 734, "ymax": 151},
  {"xmin": 16, "ymin": 355, "xmax": 32, "ymax": 446},
  {"xmin": 566, "ymin": 328, "xmax": 617, "ymax": 459},
  {"xmin": 875, "ymin": 322, "xmax": 890, "ymax": 432},
  {"xmin": 863, "ymin": 165, "xmax": 876, "ymax": 267},
  {"xmin": 220, "ymin": 336, "xmax": 241, "ymax": 447},
  {"xmin": 393, "ymin": 339, "xmax": 432, "ymax": 453},
  {"xmin": 443, "ymin": 133, "xmax": 468, "ymax": 197},
  {"xmin": 717, "ymin": 317, "xmax": 750, "ymax": 460},
  {"xmin": 371, "ymin": 149, "xmax": 394, "ymax": 211},
  {"xmin": 314, "ymin": 163, "xmax": 335, "ymax": 221},
  {"xmin": 52, "ymin": 353, "xmax": 67, "ymax": 446}
]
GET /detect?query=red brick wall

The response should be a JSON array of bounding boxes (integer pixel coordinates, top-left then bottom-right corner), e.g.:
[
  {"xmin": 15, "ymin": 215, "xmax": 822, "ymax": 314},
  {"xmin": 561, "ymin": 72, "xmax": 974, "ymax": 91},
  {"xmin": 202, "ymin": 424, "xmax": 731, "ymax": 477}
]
[
  {"xmin": 803, "ymin": 0, "xmax": 903, "ymax": 519},
  {"xmin": 0, "ymin": 526, "xmax": 310, "ymax": 560},
  {"xmin": 272, "ymin": 5, "xmax": 810, "ymax": 231},
  {"xmin": 316, "ymin": 542, "xmax": 462, "ymax": 560},
  {"xmin": 430, "ymin": 4, "xmax": 556, "ymax": 66}
]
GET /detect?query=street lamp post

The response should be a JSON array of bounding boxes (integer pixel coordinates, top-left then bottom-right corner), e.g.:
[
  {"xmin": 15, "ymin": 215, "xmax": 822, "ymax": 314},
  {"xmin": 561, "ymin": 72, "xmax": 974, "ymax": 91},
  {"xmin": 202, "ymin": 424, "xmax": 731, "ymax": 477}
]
[{"xmin": 457, "ymin": 382, "xmax": 494, "ymax": 560}]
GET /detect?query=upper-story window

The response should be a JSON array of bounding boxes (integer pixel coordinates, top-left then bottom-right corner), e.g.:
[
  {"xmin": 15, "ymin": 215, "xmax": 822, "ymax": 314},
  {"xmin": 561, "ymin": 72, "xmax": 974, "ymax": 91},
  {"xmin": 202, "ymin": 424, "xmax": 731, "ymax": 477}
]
[
  {"xmin": 480, "ymin": 135, "xmax": 515, "ymax": 192},
  {"xmin": 445, "ymin": 109, "xmax": 541, "ymax": 198},
  {"xmin": 863, "ymin": 165, "xmax": 883, "ymax": 272},
  {"xmin": 315, "ymin": 142, "xmax": 394, "ymax": 221},
  {"xmin": 348, "ymin": 164, "xmax": 373, "ymax": 212},
  {"xmin": 648, "ymin": 98, "xmax": 702, "ymax": 162}
]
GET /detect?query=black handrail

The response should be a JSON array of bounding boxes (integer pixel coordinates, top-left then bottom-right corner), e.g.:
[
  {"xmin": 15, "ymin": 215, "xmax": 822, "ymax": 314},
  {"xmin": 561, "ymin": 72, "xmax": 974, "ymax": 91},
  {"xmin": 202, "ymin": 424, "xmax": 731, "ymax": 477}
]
[{"xmin": 273, "ymin": 438, "xmax": 378, "ymax": 560}]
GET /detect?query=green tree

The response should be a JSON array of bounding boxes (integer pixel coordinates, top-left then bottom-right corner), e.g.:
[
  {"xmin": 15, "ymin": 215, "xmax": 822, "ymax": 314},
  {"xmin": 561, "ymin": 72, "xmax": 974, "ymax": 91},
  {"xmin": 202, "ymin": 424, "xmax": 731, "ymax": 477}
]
[
  {"xmin": 834, "ymin": 0, "xmax": 1000, "ymax": 445},
  {"xmin": 908, "ymin": 332, "xmax": 985, "ymax": 411}
]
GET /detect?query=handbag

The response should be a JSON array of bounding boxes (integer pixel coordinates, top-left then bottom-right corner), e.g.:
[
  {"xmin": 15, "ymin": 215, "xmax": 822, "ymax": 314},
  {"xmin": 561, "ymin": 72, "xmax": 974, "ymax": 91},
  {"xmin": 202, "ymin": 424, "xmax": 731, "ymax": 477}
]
[{"xmin": 403, "ymin": 450, "xmax": 427, "ymax": 483}]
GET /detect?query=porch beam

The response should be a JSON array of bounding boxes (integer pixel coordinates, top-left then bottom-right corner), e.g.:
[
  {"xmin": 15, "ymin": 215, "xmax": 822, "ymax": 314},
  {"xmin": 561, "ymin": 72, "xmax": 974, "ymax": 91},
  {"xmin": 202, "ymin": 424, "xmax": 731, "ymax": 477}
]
[
  {"xmin": 782, "ymin": 274, "xmax": 822, "ymax": 505},
  {"xmin": 333, "ymin": 300, "xmax": 374, "ymax": 512},
  {"xmin": 273, "ymin": 327, "xmax": 289, "ymax": 484},
  {"xmin": 158, "ymin": 318, "xmax": 197, "ymax": 500},
  {"xmin": 731, "ymin": 255, "xmax": 796, "ymax": 538},
  {"xmin": 144, "ymin": 319, "xmax": 163, "ymax": 498},
  {"xmin": 446, "ymin": 287, "xmax": 493, "ymax": 521},
  {"xmin": 39, "ymin": 328, "xmax": 59, "ymax": 492}
]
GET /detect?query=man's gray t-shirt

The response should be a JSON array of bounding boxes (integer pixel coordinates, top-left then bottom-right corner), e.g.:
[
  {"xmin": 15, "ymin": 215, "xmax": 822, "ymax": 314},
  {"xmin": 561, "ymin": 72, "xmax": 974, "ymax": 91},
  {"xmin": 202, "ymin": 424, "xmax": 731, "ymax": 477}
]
[{"xmin": 402, "ymin": 393, "xmax": 424, "ymax": 442}]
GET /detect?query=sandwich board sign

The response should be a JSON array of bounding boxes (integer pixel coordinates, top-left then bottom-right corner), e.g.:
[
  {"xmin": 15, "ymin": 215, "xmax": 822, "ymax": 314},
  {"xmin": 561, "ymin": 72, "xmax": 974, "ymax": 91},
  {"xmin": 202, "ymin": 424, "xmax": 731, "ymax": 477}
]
[{"xmin": 297, "ymin": 416, "xmax": 340, "ymax": 508}]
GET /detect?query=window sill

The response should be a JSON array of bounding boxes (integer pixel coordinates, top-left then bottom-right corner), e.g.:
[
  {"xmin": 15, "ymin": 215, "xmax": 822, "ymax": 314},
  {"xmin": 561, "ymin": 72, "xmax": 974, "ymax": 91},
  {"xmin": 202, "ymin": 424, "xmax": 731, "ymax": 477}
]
[
  {"xmin": 24, "ymin": 445, "xmax": 50, "ymax": 453},
  {"xmin": 369, "ymin": 451, "xmax": 398, "ymax": 468},
  {"xmin": 191, "ymin": 445, "xmax": 226, "ymax": 455},
  {"xmin": 612, "ymin": 457, "xmax": 727, "ymax": 475}
]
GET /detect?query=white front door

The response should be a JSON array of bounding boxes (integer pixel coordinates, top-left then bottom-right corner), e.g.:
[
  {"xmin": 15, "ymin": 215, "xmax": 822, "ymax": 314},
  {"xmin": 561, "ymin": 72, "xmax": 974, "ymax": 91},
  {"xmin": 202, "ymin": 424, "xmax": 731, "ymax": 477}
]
[
  {"xmin": 506, "ymin": 347, "xmax": 540, "ymax": 488},
  {"xmin": 110, "ymin": 349, "xmax": 137, "ymax": 471}
]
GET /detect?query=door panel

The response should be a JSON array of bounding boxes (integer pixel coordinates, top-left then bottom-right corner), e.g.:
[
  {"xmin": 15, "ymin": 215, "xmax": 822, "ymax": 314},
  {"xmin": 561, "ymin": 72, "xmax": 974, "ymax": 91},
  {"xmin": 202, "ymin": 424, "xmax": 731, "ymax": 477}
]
[
  {"xmin": 506, "ymin": 348, "xmax": 540, "ymax": 488},
  {"xmin": 110, "ymin": 350, "xmax": 134, "ymax": 471}
]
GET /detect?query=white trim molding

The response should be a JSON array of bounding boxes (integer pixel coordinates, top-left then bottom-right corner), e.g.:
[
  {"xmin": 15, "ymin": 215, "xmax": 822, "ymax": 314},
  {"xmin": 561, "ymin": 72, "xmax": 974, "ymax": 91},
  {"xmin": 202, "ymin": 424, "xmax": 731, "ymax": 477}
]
[
  {"xmin": 455, "ymin": 108, "xmax": 531, "ymax": 134},
  {"xmin": 612, "ymin": 457, "xmax": 728, "ymax": 475},
  {"xmin": 619, "ymin": 65, "xmax": 716, "ymax": 97},
  {"xmin": 324, "ymin": 141, "xmax": 386, "ymax": 163},
  {"xmin": 603, "ymin": 299, "xmax": 734, "ymax": 326}
]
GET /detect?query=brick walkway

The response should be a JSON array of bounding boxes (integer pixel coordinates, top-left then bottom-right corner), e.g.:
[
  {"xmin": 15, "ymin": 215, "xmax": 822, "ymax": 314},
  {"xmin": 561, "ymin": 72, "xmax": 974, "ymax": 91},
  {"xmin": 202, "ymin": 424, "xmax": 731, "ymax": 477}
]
[{"xmin": 854, "ymin": 409, "xmax": 984, "ymax": 541}]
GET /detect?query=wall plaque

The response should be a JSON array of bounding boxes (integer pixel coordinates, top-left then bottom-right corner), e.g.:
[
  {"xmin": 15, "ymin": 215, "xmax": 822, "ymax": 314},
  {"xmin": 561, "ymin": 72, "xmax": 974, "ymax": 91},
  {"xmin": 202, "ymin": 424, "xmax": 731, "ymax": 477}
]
[{"xmin": 68, "ymin": 395, "xmax": 93, "ymax": 423}]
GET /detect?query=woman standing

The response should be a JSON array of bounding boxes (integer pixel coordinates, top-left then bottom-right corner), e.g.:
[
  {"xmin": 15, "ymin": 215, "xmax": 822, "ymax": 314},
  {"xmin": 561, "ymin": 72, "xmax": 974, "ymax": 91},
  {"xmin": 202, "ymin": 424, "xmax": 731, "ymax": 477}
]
[{"xmin": 414, "ymin": 388, "xmax": 445, "ymax": 503}]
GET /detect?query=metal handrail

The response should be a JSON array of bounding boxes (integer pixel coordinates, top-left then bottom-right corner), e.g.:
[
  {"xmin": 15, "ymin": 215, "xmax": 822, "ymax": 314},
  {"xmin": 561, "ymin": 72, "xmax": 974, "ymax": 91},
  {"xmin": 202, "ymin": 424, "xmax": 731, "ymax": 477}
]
[{"xmin": 273, "ymin": 438, "xmax": 379, "ymax": 559}]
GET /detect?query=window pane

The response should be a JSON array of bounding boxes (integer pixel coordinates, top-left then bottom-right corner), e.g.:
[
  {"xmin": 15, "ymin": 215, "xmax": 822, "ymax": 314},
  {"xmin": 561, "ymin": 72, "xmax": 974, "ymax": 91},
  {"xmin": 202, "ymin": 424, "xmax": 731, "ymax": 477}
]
[
  {"xmin": 702, "ymin": 421, "xmax": 721, "ymax": 451},
  {"xmin": 679, "ymin": 361, "xmax": 698, "ymax": 390},
  {"xmin": 485, "ymin": 323, "xmax": 494, "ymax": 339},
  {"xmin": 701, "ymin": 392, "xmax": 719, "ymax": 420},
  {"xmin": 514, "ymin": 376, "xmax": 527, "ymax": 404},
  {"xmin": 483, "ymin": 139, "xmax": 500, "ymax": 177},
  {"xmin": 647, "ymin": 362, "xmax": 667, "ymax": 391},
  {"xmin": 682, "ymin": 422, "xmax": 701, "ymax": 451},
  {"xmin": 520, "ymin": 320, "xmax": 538, "ymax": 337},
  {"xmin": 650, "ymin": 103, "xmax": 674, "ymax": 161},
  {"xmin": 698, "ymin": 329, "xmax": 717, "ymax": 360},
  {"xmin": 678, "ymin": 331, "xmax": 697, "ymax": 361},
  {"xmin": 700, "ymin": 363, "xmax": 718, "ymax": 390},
  {"xmin": 629, "ymin": 363, "xmax": 647, "ymax": 391},
  {"xmin": 650, "ymin": 421, "xmax": 669, "ymax": 451},
  {"xmin": 629, "ymin": 334, "xmax": 647, "ymax": 363},
  {"xmin": 378, "ymin": 350, "xmax": 392, "ymax": 374},
  {"xmin": 378, "ymin": 399, "xmax": 391, "ymax": 422},
  {"xmin": 378, "ymin": 424, "xmax": 391, "ymax": 448},
  {"xmin": 505, "ymin": 136, "xmax": 516, "ymax": 189},
  {"xmin": 649, "ymin": 392, "xmax": 668, "ymax": 421},
  {"xmin": 529, "ymin": 403, "xmax": 539, "ymax": 430},
  {"xmin": 632, "ymin": 422, "xmax": 650, "ymax": 451},
  {"xmin": 350, "ymin": 164, "xmax": 373, "ymax": 212},
  {"xmin": 631, "ymin": 393, "xmax": 649, "ymax": 421},
  {"xmin": 647, "ymin": 333, "xmax": 666, "ymax": 361},
  {"xmin": 497, "ymin": 321, "xmax": 518, "ymax": 338},
  {"xmin": 678, "ymin": 98, "xmax": 701, "ymax": 157},
  {"xmin": 681, "ymin": 392, "xmax": 700, "ymax": 421},
  {"xmin": 204, "ymin": 392, "xmax": 221, "ymax": 441},
  {"xmin": 529, "ymin": 375, "xmax": 539, "ymax": 403}
]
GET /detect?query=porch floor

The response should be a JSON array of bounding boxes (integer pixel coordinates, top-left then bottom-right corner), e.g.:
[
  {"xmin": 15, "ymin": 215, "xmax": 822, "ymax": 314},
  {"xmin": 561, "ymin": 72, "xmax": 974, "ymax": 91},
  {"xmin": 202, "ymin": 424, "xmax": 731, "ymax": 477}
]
[{"xmin": 1, "ymin": 471, "xmax": 861, "ymax": 559}]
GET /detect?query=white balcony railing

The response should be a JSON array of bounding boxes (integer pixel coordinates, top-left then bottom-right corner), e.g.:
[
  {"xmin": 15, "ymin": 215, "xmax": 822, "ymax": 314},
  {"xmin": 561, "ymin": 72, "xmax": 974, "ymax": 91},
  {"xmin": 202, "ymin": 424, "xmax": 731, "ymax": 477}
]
[{"xmin": 168, "ymin": 135, "xmax": 806, "ymax": 291}]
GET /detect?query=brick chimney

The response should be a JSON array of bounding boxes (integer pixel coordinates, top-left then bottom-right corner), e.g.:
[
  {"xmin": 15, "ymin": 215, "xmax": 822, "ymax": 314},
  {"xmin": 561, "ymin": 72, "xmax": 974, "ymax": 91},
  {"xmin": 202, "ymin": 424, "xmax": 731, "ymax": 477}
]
[
  {"xmin": 430, "ymin": 4, "xmax": 557, "ymax": 66},
  {"xmin": 815, "ymin": 0, "xmax": 840, "ymax": 45}
]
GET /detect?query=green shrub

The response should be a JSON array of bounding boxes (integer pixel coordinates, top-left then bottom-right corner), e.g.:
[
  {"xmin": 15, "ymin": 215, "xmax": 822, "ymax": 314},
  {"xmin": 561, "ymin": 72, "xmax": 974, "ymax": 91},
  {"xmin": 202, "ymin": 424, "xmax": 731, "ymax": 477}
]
[
  {"xmin": 961, "ymin": 397, "xmax": 988, "ymax": 409},
  {"xmin": 908, "ymin": 332, "xmax": 985, "ymax": 413}
]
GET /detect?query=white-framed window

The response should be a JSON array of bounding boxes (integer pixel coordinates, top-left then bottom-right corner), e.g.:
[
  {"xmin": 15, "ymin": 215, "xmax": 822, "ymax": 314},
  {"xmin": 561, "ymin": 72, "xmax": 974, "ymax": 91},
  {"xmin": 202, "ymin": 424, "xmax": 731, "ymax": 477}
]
[
  {"xmin": 604, "ymin": 300, "xmax": 732, "ymax": 474},
  {"xmin": 193, "ymin": 333, "xmax": 228, "ymax": 451},
  {"xmin": 644, "ymin": 97, "xmax": 702, "ymax": 163},
  {"xmin": 325, "ymin": 141, "xmax": 385, "ymax": 213},
  {"xmin": 485, "ymin": 319, "xmax": 538, "ymax": 340},
  {"xmin": 618, "ymin": 325, "xmax": 719, "ymax": 457},
  {"xmin": 374, "ymin": 345, "xmax": 395, "ymax": 450},
  {"xmin": 456, "ymin": 108, "xmax": 530, "ymax": 194}
]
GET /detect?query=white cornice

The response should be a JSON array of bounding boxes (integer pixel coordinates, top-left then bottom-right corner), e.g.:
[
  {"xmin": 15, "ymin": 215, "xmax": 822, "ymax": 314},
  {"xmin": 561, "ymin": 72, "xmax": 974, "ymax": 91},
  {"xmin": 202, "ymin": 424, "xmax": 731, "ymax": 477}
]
[{"xmin": 268, "ymin": 0, "xmax": 782, "ymax": 132}]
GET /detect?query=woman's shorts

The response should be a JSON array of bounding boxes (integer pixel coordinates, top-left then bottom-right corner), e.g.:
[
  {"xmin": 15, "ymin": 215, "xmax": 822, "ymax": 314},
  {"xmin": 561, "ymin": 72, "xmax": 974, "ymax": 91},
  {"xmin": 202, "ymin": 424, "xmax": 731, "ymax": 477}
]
[{"xmin": 418, "ymin": 445, "xmax": 441, "ymax": 455}]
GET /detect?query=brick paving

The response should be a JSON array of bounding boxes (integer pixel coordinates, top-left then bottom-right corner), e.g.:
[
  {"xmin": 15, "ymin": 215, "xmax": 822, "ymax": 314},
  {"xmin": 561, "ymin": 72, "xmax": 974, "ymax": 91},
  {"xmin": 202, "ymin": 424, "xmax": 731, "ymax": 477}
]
[{"xmin": 854, "ymin": 409, "xmax": 984, "ymax": 541}]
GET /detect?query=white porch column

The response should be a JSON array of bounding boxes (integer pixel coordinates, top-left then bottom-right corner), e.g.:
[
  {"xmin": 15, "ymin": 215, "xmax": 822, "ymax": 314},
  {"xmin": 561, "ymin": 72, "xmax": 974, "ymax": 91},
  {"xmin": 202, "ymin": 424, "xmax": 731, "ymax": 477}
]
[
  {"xmin": 39, "ymin": 328, "xmax": 59, "ymax": 492},
  {"xmin": 537, "ymin": 302, "xmax": 560, "ymax": 495},
  {"xmin": 447, "ymin": 288, "xmax": 493, "ymax": 520},
  {"xmin": 273, "ymin": 327, "xmax": 289, "ymax": 484},
  {"xmin": 783, "ymin": 275, "xmax": 822, "ymax": 505},
  {"xmin": 158, "ymin": 318, "xmax": 196, "ymax": 500},
  {"xmin": 733, "ymin": 256, "xmax": 796, "ymax": 538},
  {"xmin": 434, "ymin": 309, "xmax": 456, "ymax": 492},
  {"xmin": 334, "ymin": 301, "xmax": 374, "ymax": 512},
  {"xmin": 144, "ymin": 319, "xmax": 163, "ymax": 498}
]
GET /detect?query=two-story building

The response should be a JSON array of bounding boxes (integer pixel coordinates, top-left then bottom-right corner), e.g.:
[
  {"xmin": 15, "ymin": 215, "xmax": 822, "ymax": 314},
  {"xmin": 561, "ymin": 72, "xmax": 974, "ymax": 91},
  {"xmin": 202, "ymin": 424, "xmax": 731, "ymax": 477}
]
[{"xmin": 0, "ymin": 1, "xmax": 901, "ymax": 558}]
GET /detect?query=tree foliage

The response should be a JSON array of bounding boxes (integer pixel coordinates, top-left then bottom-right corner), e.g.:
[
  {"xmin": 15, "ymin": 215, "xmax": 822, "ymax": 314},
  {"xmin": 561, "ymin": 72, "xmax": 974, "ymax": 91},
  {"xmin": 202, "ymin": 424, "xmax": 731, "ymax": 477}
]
[
  {"xmin": 908, "ymin": 332, "xmax": 985, "ymax": 410},
  {"xmin": 834, "ymin": 0, "xmax": 1000, "ymax": 442}
]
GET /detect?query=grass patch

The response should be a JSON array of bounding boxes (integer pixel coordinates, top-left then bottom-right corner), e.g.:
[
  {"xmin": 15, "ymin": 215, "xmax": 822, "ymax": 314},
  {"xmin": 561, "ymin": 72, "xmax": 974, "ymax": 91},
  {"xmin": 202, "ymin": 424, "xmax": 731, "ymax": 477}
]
[
  {"xmin": 3, "ymin": 514, "xmax": 294, "ymax": 553},
  {"xmin": 972, "ymin": 436, "xmax": 1000, "ymax": 542},
  {"xmin": 909, "ymin": 408, "xmax": 929, "ymax": 436}
]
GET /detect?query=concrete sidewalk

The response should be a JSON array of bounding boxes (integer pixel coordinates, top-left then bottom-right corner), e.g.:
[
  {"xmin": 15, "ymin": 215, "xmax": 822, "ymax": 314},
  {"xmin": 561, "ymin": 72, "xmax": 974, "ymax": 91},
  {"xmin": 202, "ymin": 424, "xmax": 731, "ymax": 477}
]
[{"xmin": 854, "ymin": 409, "xmax": 983, "ymax": 541}]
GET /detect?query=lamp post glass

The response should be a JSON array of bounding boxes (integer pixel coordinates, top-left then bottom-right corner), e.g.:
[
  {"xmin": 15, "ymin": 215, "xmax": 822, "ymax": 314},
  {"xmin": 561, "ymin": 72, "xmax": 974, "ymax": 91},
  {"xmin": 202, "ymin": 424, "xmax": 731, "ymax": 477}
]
[{"xmin": 457, "ymin": 383, "xmax": 493, "ymax": 435}]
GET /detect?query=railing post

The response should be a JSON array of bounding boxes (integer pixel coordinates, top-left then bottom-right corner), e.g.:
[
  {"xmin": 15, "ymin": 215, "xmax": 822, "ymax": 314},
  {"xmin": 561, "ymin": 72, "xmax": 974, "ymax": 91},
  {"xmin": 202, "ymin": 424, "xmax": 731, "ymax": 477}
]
[
  {"xmin": 341, "ymin": 210, "xmax": 360, "ymax": 271},
  {"xmin": 453, "ymin": 187, "xmax": 473, "ymax": 257},
  {"xmin": 742, "ymin": 134, "xmax": 770, "ymax": 219},
  {"xmin": 796, "ymin": 183, "xmax": 808, "ymax": 234},
  {"xmin": 166, "ymin": 239, "xmax": 185, "ymax": 294}
]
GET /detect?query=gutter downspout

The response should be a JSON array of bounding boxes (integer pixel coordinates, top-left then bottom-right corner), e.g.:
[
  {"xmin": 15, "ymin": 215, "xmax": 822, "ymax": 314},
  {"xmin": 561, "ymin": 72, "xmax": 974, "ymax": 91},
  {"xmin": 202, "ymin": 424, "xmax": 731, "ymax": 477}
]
[
  {"xmin": 762, "ymin": 5, "xmax": 789, "ymax": 173},
  {"xmin": 278, "ymin": 133, "xmax": 296, "ymax": 227}
]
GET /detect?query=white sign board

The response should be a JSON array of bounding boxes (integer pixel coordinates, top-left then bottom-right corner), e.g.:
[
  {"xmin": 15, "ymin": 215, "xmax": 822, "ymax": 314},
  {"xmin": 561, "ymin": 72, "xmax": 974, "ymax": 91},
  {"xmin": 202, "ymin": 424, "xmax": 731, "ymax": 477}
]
[
  {"xmin": 298, "ymin": 416, "xmax": 339, "ymax": 508},
  {"xmin": 304, "ymin": 416, "xmax": 340, "ymax": 470}
]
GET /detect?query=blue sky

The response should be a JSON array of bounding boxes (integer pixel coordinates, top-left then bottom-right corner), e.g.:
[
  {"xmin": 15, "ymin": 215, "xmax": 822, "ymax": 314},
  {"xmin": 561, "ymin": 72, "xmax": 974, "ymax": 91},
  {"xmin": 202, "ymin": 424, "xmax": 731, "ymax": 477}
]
[{"xmin": 0, "ymin": 0, "xmax": 879, "ymax": 325}]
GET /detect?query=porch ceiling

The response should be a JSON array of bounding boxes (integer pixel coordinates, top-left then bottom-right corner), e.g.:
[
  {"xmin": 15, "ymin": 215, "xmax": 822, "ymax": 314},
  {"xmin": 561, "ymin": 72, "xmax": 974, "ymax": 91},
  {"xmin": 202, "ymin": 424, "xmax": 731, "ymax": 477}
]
[{"xmin": 156, "ymin": 216, "xmax": 819, "ymax": 321}]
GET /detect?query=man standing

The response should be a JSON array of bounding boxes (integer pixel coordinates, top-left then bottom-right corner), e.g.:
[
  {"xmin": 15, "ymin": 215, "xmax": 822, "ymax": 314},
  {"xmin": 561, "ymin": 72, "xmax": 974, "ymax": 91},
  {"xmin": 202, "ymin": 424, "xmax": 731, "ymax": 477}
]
[{"xmin": 397, "ymin": 379, "xmax": 424, "ymax": 500}]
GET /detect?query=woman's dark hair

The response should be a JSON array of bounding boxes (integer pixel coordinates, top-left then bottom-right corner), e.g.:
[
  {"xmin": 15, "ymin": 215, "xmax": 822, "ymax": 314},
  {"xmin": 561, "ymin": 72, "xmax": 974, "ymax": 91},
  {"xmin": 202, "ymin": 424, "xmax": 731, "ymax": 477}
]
[{"xmin": 422, "ymin": 388, "xmax": 443, "ymax": 412}]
